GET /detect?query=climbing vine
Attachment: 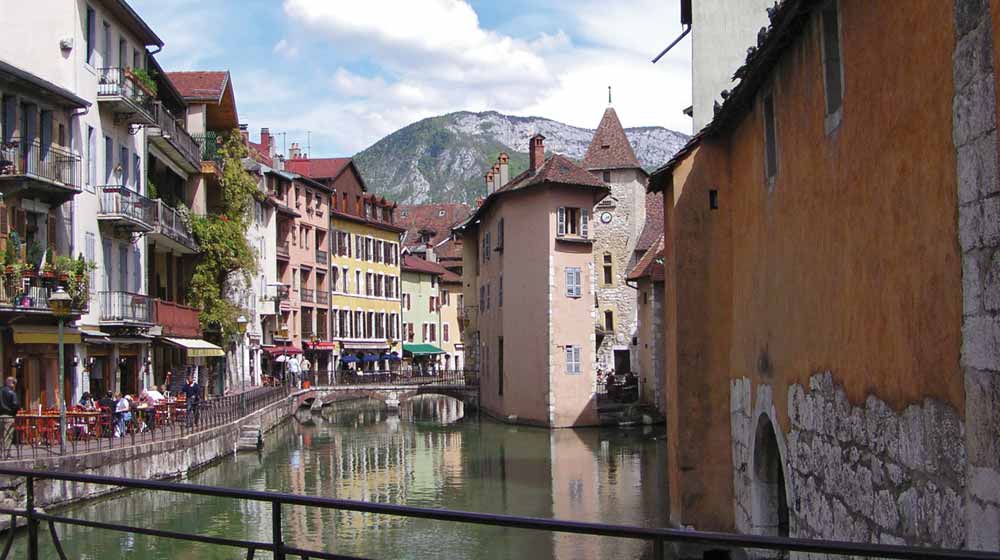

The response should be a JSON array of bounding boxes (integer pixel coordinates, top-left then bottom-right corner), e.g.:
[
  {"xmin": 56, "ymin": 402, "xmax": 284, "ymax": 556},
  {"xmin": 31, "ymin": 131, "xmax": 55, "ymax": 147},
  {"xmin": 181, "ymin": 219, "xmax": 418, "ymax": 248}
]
[{"xmin": 187, "ymin": 130, "xmax": 262, "ymax": 341}]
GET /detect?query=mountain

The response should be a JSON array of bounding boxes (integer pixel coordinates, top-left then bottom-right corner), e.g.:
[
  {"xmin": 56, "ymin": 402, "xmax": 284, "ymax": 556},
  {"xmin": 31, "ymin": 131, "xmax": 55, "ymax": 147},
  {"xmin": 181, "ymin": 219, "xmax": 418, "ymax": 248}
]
[{"xmin": 353, "ymin": 111, "xmax": 689, "ymax": 205}]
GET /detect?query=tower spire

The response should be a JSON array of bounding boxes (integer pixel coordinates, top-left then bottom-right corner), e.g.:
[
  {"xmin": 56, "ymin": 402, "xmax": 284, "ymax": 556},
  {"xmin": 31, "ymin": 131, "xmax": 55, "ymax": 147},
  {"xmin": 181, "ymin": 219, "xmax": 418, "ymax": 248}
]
[{"xmin": 608, "ymin": 85, "xmax": 612, "ymax": 105}]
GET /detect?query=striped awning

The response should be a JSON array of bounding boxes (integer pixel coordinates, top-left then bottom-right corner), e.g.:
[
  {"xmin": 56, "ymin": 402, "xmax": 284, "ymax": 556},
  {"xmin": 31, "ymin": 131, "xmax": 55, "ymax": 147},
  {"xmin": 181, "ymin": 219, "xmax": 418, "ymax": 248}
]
[
  {"xmin": 160, "ymin": 337, "xmax": 225, "ymax": 357},
  {"xmin": 13, "ymin": 325, "xmax": 82, "ymax": 345}
]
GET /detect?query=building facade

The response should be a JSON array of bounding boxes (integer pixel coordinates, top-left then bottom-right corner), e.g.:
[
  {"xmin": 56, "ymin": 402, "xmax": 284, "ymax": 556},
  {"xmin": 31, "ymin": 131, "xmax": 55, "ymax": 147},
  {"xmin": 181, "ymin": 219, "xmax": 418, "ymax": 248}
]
[
  {"xmin": 651, "ymin": 0, "xmax": 1000, "ymax": 551},
  {"xmin": 456, "ymin": 136, "xmax": 609, "ymax": 427},
  {"xmin": 583, "ymin": 107, "xmax": 649, "ymax": 378},
  {"xmin": 625, "ymin": 235, "xmax": 664, "ymax": 414},
  {"xmin": 400, "ymin": 254, "xmax": 462, "ymax": 370}
]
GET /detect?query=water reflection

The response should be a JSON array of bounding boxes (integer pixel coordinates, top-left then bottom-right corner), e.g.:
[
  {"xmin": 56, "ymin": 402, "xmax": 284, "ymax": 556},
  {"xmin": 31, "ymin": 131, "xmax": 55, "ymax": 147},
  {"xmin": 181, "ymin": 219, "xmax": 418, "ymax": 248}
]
[{"xmin": 12, "ymin": 395, "xmax": 667, "ymax": 559}]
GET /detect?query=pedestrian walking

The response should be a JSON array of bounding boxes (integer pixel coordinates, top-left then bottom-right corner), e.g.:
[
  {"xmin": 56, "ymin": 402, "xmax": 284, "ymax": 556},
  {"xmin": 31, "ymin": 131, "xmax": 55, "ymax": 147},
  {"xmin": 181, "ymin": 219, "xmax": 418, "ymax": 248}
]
[
  {"xmin": 182, "ymin": 375, "xmax": 201, "ymax": 428},
  {"xmin": 0, "ymin": 377, "xmax": 19, "ymax": 458}
]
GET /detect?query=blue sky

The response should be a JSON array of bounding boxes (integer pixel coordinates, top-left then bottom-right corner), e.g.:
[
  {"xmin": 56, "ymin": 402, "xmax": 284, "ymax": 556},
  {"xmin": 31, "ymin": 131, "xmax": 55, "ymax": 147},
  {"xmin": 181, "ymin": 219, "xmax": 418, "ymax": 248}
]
[{"xmin": 132, "ymin": 0, "xmax": 692, "ymax": 157}]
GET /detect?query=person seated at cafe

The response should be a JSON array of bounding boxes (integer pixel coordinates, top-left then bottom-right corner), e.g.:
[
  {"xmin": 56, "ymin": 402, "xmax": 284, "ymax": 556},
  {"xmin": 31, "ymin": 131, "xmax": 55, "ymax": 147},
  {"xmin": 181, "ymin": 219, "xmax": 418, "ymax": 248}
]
[
  {"xmin": 140, "ymin": 387, "xmax": 164, "ymax": 405},
  {"xmin": 97, "ymin": 391, "xmax": 115, "ymax": 412},
  {"xmin": 114, "ymin": 393, "xmax": 131, "ymax": 437},
  {"xmin": 78, "ymin": 392, "xmax": 95, "ymax": 410}
]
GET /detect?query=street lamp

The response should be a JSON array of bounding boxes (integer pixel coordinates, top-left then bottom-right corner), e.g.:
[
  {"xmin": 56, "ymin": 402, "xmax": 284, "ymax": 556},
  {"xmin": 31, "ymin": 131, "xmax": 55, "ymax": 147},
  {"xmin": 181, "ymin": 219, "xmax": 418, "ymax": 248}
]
[
  {"xmin": 48, "ymin": 286, "xmax": 71, "ymax": 455},
  {"xmin": 236, "ymin": 315, "xmax": 248, "ymax": 391}
]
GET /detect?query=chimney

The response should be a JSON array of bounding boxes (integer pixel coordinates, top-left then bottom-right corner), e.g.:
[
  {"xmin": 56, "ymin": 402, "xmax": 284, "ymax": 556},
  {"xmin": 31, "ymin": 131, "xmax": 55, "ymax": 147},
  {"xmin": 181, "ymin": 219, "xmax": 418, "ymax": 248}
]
[
  {"xmin": 260, "ymin": 127, "xmax": 271, "ymax": 156},
  {"xmin": 498, "ymin": 152, "xmax": 509, "ymax": 186},
  {"xmin": 289, "ymin": 142, "xmax": 301, "ymax": 160},
  {"xmin": 426, "ymin": 246, "xmax": 437, "ymax": 263},
  {"xmin": 485, "ymin": 171, "xmax": 495, "ymax": 194},
  {"xmin": 529, "ymin": 134, "xmax": 545, "ymax": 172},
  {"xmin": 239, "ymin": 123, "xmax": 249, "ymax": 145}
]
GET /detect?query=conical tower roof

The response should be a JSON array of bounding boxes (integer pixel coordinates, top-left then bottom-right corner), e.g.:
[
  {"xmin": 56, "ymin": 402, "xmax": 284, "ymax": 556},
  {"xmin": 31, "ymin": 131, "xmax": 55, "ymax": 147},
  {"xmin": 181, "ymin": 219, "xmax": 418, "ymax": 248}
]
[{"xmin": 583, "ymin": 107, "xmax": 642, "ymax": 171}]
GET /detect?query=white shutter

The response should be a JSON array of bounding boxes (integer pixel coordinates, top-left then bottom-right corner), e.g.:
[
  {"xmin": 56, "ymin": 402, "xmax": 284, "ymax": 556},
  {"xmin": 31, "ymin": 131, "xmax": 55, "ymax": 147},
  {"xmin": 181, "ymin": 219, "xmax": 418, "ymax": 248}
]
[
  {"xmin": 574, "ymin": 347, "xmax": 581, "ymax": 373},
  {"xmin": 581, "ymin": 209, "xmax": 590, "ymax": 239},
  {"xmin": 566, "ymin": 347, "xmax": 574, "ymax": 373},
  {"xmin": 557, "ymin": 207, "xmax": 566, "ymax": 236}
]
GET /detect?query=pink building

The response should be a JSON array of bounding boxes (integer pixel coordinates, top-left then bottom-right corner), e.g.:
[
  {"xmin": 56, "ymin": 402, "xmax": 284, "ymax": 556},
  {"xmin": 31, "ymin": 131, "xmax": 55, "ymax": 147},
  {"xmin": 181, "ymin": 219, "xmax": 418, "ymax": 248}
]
[{"xmin": 455, "ymin": 135, "xmax": 609, "ymax": 427}]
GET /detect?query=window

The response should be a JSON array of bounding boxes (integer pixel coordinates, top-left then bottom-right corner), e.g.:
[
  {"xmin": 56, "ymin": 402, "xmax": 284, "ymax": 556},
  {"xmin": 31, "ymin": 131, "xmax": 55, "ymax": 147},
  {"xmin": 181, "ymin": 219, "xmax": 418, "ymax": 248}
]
[
  {"xmin": 821, "ymin": 1, "xmax": 843, "ymax": 118},
  {"xmin": 604, "ymin": 310, "xmax": 614, "ymax": 331},
  {"xmin": 120, "ymin": 145, "xmax": 129, "ymax": 186},
  {"xmin": 104, "ymin": 136, "xmax": 113, "ymax": 183},
  {"xmin": 602, "ymin": 170, "xmax": 611, "ymax": 183},
  {"xmin": 565, "ymin": 267, "xmax": 581, "ymax": 298},
  {"xmin": 102, "ymin": 21, "xmax": 111, "ymax": 67},
  {"xmin": 365, "ymin": 272, "xmax": 373, "ymax": 296},
  {"xmin": 441, "ymin": 290, "xmax": 449, "ymax": 306},
  {"xmin": 133, "ymin": 153, "xmax": 141, "ymax": 192},
  {"xmin": 484, "ymin": 232, "xmax": 491, "ymax": 262},
  {"xmin": 85, "ymin": 232, "xmax": 96, "ymax": 293},
  {"xmin": 499, "ymin": 274, "xmax": 503, "ymax": 307},
  {"xmin": 603, "ymin": 253, "xmax": 613, "ymax": 285},
  {"xmin": 429, "ymin": 324, "xmax": 437, "ymax": 342},
  {"xmin": 497, "ymin": 218, "xmax": 504, "ymax": 250},
  {"xmin": 498, "ymin": 337, "xmax": 504, "ymax": 396},
  {"xmin": 709, "ymin": 189, "xmax": 719, "ymax": 210},
  {"xmin": 485, "ymin": 283, "xmax": 490, "ymax": 310},
  {"xmin": 557, "ymin": 207, "xmax": 589, "ymax": 238},
  {"xmin": 428, "ymin": 295, "xmax": 436, "ymax": 312},
  {"xmin": 565, "ymin": 346, "xmax": 581, "ymax": 374},
  {"xmin": 479, "ymin": 285, "xmax": 484, "ymax": 309},
  {"xmin": 118, "ymin": 37, "xmax": 127, "ymax": 69},
  {"xmin": 86, "ymin": 126, "xmax": 96, "ymax": 192},
  {"xmin": 85, "ymin": 6, "xmax": 96, "ymax": 65},
  {"xmin": 443, "ymin": 324, "xmax": 450, "ymax": 342},
  {"xmin": 118, "ymin": 244, "xmax": 128, "ymax": 291},
  {"xmin": 763, "ymin": 93, "xmax": 778, "ymax": 181},
  {"xmin": 355, "ymin": 270, "xmax": 361, "ymax": 295},
  {"xmin": 132, "ymin": 48, "xmax": 141, "ymax": 70},
  {"xmin": 422, "ymin": 323, "xmax": 428, "ymax": 342}
]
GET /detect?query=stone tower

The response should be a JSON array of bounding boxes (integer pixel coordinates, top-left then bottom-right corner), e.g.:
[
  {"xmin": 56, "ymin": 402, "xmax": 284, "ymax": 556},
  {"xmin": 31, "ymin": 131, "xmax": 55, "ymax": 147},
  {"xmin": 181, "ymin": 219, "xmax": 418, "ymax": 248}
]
[{"xmin": 583, "ymin": 107, "xmax": 648, "ymax": 375}]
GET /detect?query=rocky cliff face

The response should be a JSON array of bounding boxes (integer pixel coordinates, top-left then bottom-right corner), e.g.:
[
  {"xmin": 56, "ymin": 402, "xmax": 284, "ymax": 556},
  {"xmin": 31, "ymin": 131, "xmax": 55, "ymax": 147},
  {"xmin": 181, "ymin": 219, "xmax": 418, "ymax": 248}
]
[{"xmin": 353, "ymin": 111, "xmax": 689, "ymax": 204}]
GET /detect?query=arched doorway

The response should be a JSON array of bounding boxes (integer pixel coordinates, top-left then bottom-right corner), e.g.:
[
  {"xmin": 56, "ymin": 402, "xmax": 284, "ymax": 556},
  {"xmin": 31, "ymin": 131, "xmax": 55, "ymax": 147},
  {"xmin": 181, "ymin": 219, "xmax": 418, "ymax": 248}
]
[{"xmin": 751, "ymin": 414, "xmax": 789, "ymax": 542}]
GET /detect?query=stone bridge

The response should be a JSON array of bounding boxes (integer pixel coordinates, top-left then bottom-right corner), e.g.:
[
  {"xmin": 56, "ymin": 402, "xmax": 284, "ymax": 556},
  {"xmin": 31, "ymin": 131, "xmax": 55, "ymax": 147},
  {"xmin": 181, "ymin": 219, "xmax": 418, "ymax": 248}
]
[{"xmin": 295, "ymin": 383, "xmax": 479, "ymax": 411}]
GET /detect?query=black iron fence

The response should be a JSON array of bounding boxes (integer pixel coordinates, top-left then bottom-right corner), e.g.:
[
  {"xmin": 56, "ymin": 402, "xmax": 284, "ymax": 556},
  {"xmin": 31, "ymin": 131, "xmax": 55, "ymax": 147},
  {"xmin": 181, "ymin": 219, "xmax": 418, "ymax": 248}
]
[
  {"xmin": 98, "ymin": 290, "xmax": 154, "ymax": 324},
  {"xmin": 0, "ymin": 138, "xmax": 80, "ymax": 189},
  {"xmin": 0, "ymin": 385, "xmax": 291, "ymax": 461},
  {"xmin": 0, "ymin": 464, "xmax": 996, "ymax": 560}
]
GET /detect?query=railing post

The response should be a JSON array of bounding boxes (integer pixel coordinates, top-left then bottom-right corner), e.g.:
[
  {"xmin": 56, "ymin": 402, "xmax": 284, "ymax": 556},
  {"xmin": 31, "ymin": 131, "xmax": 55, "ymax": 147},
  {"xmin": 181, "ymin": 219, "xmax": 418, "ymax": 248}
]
[
  {"xmin": 272, "ymin": 501, "xmax": 284, "ymax": 560},
  {"xmin": 26, "ymin": 475, "xmax": 38, "ymax": 560}
]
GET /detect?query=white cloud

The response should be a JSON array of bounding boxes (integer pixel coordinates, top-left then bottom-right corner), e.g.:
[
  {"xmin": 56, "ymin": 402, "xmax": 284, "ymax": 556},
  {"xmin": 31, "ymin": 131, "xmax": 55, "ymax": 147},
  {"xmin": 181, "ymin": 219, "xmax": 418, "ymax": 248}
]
[{"xmin": 272, "ymin": 39, "xmax": 299, "ymax": 59}]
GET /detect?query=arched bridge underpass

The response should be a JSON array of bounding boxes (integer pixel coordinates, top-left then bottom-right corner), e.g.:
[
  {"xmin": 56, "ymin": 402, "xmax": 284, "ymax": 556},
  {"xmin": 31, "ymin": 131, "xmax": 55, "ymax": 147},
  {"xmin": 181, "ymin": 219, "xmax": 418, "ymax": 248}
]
[{"xmin": 295, "ymin": 370, "xmax": 480, "ymax": 411}]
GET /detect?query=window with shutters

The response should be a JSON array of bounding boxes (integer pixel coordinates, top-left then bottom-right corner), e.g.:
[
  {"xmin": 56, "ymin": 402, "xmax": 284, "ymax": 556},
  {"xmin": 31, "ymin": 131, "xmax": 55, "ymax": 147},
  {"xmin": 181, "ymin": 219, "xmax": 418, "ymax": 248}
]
[
  {"xmin": 443, "ymin": 324, "xmax": 450, "ymax": 342},
  {"xmin": 422, "ymin": 323, "xmax": 428, "ymax": 342},
  {"xmin": 499, "ymin": 275, "xmax": 503, "ymax": 307},
  {"xmin": 429, "ymin": 324, "xmax": 437, "ymax": 342},
  {"xmin": 565, "ymin": 346, "xmax": 581, "ymax": 374},
  {"xmin": 118, "ymin": 244, "xmax": 128, "ymax": 291},
  {"xmin": 133, "ymin": 247, "xmax": 141, "ymax": 292},
  {"xmin": 565, "ymin": 267, "xmax": 581, "ymax": 298},
  {"xmin": 557, "ymin": 207, "xmax": 588, "ymax": 238},
  {"xmin": 498, "ymin": 336, "xmax": 504, "ymax": 396},
  {"xmin": 85, "ymin": 6, "xmax": 96, "ymax": 65},
  {"xmin": 85, "ymin": 233, "xmax": 96, "ymax": 294},
  {"xmin": 497, "ymin": 218, "xmax": 504, "ymax": 251},
  {"xmin": 86, "ymin": 126, "xmax": 96, "ymax": 192}
]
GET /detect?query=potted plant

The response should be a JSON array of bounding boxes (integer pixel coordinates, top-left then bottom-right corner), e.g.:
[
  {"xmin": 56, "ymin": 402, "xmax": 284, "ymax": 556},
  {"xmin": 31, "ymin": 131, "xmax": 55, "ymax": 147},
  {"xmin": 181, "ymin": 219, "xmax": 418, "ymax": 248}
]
[
  {"xmin": 3, "ymin": 232, "xmax": 18, "ymax": 275},
  {"xmin": 54, "ymin": 255, "xmax": 75, "ymax": 284},
  {"xmin": 23, "ymin": 241, "xmax": 42, "ymax": 278},
  {"xmin": 41, "ymin": 247, "xmax": 56, "ymax": 283}
]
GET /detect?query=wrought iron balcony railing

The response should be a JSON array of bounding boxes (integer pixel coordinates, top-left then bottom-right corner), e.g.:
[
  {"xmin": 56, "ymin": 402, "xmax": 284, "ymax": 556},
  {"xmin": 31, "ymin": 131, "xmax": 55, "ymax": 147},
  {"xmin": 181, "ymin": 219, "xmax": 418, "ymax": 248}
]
[
  {"xmin": 276, "ymin": 240, "xmax": 290, "ymax": 259},
  {"xmin": 316, "ymin": 290, "xmax": 329, "ymax": 305},
  {"xmin": 96, "ymin": 67, "xmax": 156, "ymax": 123},
  {"xmin": 98, "ymin": 186, "xmax": 154, "ymax": 230},
  {"xmin": 151, "ymin": 199, "xmax": 197, "ymax": 251},
  {"xmin": 99, "ymin": 291, "xmax": 154, "ymax": 324},
  {"xmin": 192, "ymin": 131, "xmax": 223, "ymax": 162},
  {"xmin": 315, "ymin": 249, "xmax": 328, "ymax": 266},
  {"xmin": 0, "ymin": 137, "xmax": 81, "ymax": 191},
  {"xmin": 149, "ymin": 103, "xmax": 201, "ymax": 169},
  {"xmin": 300, "ymin": 288, "xmax": 315, "ymax": 303}
]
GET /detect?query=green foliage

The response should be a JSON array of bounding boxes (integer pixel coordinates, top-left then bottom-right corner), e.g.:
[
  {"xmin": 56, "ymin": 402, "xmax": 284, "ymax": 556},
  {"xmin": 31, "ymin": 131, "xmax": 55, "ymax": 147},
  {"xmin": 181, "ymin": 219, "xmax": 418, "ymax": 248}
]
[
  {"xmin": 187, "ymin": 130, "xmax": 258, "ymax": 341},
  {"xmin": 3, "ymin": 232, "xmax": 19, "ymax": 266},
  {"xmin": 65, "ymin": 255, "xmax": 96, "ymax": 309},
  {"xmin": 146, "ymin": 175, "xmax": 158, "ymax": 199},
  {"xmin": 25, "ymin": 241, "xmax": 43, "ymax": 271},
  {"xmin": 131, "ymin": 68, "xmax": 158, "ymax": 95}
]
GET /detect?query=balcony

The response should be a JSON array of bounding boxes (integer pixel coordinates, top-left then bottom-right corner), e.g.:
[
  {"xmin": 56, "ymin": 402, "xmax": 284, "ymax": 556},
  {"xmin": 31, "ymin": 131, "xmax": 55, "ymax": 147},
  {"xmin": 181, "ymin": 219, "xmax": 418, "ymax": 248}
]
[
  {"xmin": 154, "ymin": 299, "xmax": 201, "ymax": 338},
  {"xmin": 148, "ymin": 103, "xmax": 201, "ymax": 173},
  {"xmin": 98, "ymin": 186, "xmax": 154, "ymax": 232},
  {"xmin": 99, "ymin": 291, "xmax": 154, "ymax": 326},
  {"xmin": 0, "ymin": 138, "xmax": 81, "ymax": 202},
  {"xmin": 301, "ymin": 289, "xmax": 315, "ymax": 304},
  {"xmin": 316, "ymin": 290, "xmax": 329, "ymax": 305},
  {"xmin": 0, "ymin": 274, "xmax": 87, "ymax": 315},
  {"xmin": 276, "ymin": 240, "xmax": 290, "ymax": 260},
  {"xmin": 96, "ymin": 68, "xmax": 156, "ymax": 125},
  {"xmin": 149, "ymin": 200, "xmax": 197, "ymax": 254},
  {"xmin": 315, "ymin": 249, "xmax": 328, "ymax": 266}
]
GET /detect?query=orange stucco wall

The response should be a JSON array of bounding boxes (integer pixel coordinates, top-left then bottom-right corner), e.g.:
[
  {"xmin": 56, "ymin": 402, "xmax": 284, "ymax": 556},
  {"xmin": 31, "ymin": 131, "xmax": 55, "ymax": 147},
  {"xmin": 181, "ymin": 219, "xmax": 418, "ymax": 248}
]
[{"xmin": 664, "ymin": 0, "xmax": 962, "ymax": 531}]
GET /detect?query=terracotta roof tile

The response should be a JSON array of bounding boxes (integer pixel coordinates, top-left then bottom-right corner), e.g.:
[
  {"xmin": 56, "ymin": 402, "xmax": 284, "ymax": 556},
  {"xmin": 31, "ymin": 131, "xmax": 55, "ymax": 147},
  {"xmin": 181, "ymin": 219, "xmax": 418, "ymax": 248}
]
[
  {"xmin": 402, "ymin": 254, "xmax": 458, "ymax": 280},
  {"xmin": 635, "ymin": 192, "xmax": 664, "ymax": 252},
  {"xmin": 398, "ymin": 203, "xmax": 471, "ymax": 249},
  {"xmin": 496, "ymin": 154, "xmax": 608, "ymax": 194},
  {"xmin": 285, "ymin": 158, "xmax": 352, "ymax": 180},
  {"xmin": 583, "ymin": 107, "xmax": 642, "ymax": 171},
  {"xmin": 166, "ymin": 71, "xmax": 229, "ymax": 102},
  {"xmin": 627, "ymin": 235, "xmax": 664, "ymax": 282}
]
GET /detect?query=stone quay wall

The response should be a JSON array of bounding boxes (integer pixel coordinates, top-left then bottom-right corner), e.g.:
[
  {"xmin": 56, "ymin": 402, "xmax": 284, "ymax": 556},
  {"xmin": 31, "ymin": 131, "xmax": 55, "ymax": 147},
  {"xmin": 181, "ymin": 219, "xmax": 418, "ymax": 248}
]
[{"xmin": 0, "ymin": 390, "xmax": 306, "ymax": 514}]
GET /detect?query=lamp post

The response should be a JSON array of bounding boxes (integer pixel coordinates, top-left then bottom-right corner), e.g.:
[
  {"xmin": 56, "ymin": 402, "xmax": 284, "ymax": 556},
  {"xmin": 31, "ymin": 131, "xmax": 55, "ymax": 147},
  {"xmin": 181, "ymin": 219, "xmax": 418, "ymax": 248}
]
[
  {"xmin": 48, "ymin": 286, "xmax": 71, "ymax": 455},
  {"xmin": 236, "ymin": 315, "xmax": 248, "ymax": 391}
]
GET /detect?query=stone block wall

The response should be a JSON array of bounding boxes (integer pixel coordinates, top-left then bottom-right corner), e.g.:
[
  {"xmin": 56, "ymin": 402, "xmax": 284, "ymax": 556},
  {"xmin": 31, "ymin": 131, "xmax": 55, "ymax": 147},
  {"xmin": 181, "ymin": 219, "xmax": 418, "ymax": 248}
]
[
  {"xmin": 955, "ymin": 0, "xmax": 1000, "ymax": 550},
  {"xmin": 732, "ymin": 373, "xmax": 966, "ymax": 552}
]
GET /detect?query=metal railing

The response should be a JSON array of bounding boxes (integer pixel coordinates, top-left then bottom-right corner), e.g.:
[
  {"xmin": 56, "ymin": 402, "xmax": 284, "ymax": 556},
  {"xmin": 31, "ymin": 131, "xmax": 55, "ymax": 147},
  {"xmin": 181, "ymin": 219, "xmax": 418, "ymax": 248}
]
[
  {"xmin": 192, "ymin": 131, "xmax": 222, "ymax": 162},
  {"xmin": 0, "ymin": 457, "xmax": 994, "ymax": 560},
  {"xmin": 334, "ymin": 368, "xmax": 477, "ymax": 387},
  {"xmin": 98, "ymin": 291, "xmax": 153, "ymax": 324},
  {"xmin": 300, "ymin": 288, "xmax": 315, "ymax": 303},
  {"xmin": 98, "ymin": 186, "xmax": 154, "ymax": 227},
  {"xmin": 315, "ymin": 249, "xmax": 328, "ymax": 265},
  {"xmin": 596, "ymin": 372, "xmax": 638, "ymax": 404},
  {"xmin": 0, "ymin": 138, "xmax": 81, "ymax": 190},
  {"xmin": 150, "ymin": 102, "xmax": 201, "ymax": 167},
  {"xmin": 96, "ymin": 67, "xmax": 155, "ymax": 118},
  {"xmin": 276, "ymin": 240, "xmax": 290, "ymax": 258},
  {"xmin": 0, "ymin": 274, "xmax": 87, "ymax": 313},
  {"xmin": 0, "ymin": 385, "xmax": 290, "ymax": 461},
  {"xmin": 151, "ymin": 199, "xmax": 196, "ymax": 249},
  {"xmin": 316, "ymin": 290, "xmax": 329, "ymax": 305},
  {"xmin": 154, "ymin": 299, "xmax": 200, "ymax": 338}
]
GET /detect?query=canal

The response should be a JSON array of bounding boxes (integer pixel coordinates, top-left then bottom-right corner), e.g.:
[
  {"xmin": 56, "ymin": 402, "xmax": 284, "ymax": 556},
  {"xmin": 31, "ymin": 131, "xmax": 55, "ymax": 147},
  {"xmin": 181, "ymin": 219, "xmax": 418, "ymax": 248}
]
[{"xmin": 12, "ymin": 395, "xmax": 668, "ymax": 559}]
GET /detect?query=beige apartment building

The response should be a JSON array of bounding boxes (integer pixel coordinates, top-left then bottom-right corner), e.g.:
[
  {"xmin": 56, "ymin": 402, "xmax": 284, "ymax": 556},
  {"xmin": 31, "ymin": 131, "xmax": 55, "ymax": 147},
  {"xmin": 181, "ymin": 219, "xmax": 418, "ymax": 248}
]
[{"xmin": 455, "ymin": 136, "xmax": 609, "ymax": 427}]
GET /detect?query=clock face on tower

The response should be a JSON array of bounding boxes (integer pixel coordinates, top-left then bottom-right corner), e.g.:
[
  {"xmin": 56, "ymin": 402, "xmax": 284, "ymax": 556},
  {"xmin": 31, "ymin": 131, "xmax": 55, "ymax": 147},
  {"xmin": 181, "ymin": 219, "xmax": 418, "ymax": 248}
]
[{"xmin": 600, "ymin": 212, "xmax": 613, "ymax": 224}]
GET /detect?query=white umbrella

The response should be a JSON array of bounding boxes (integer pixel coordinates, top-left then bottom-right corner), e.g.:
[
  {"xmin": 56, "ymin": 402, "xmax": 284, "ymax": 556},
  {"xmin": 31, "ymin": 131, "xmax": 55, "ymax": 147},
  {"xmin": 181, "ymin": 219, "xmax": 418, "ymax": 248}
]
[{"xmin": 274, "ymin": 355, "xmax": 290, "ymax": 363}]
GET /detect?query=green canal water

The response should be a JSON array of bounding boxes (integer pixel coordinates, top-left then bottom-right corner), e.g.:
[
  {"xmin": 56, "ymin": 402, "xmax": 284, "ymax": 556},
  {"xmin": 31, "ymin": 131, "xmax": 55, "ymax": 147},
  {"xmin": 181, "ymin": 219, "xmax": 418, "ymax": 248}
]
[{"xmin": 13, "ymin": 396, "xmax": 668, "ymax": 559}]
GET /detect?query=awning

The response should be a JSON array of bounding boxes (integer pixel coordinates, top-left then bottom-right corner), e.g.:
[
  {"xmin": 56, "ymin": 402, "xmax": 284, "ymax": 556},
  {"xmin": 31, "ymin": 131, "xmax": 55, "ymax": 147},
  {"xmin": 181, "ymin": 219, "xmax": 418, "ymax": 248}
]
[
  {"xmin": 339, "ymin": 355, "xmax": 358, "ymax": 363},
  {"xmin": 264, "ymin": 345, "xmax": 302, "ymax": 357},
  {"xmin": 305, "ymin": 341, "xmax": 337, "ymax": 350},
  {"xmin": 161, "ymin": 337, "xmax": 225, "ymax": 358},
  {"xmin": 362, "ymin": 353, "xmax": 380, "ymax": 362},
  {"xmin": 13, "ymin": 325, "xmax": 82, "ymax": 345},
  {"xmin": 402, "ymin": 343, "xmax": 445, "ymax": 356},
  {"xmin": 80, "ymin": 328, "xmax": 111, "ymax": 344}
]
